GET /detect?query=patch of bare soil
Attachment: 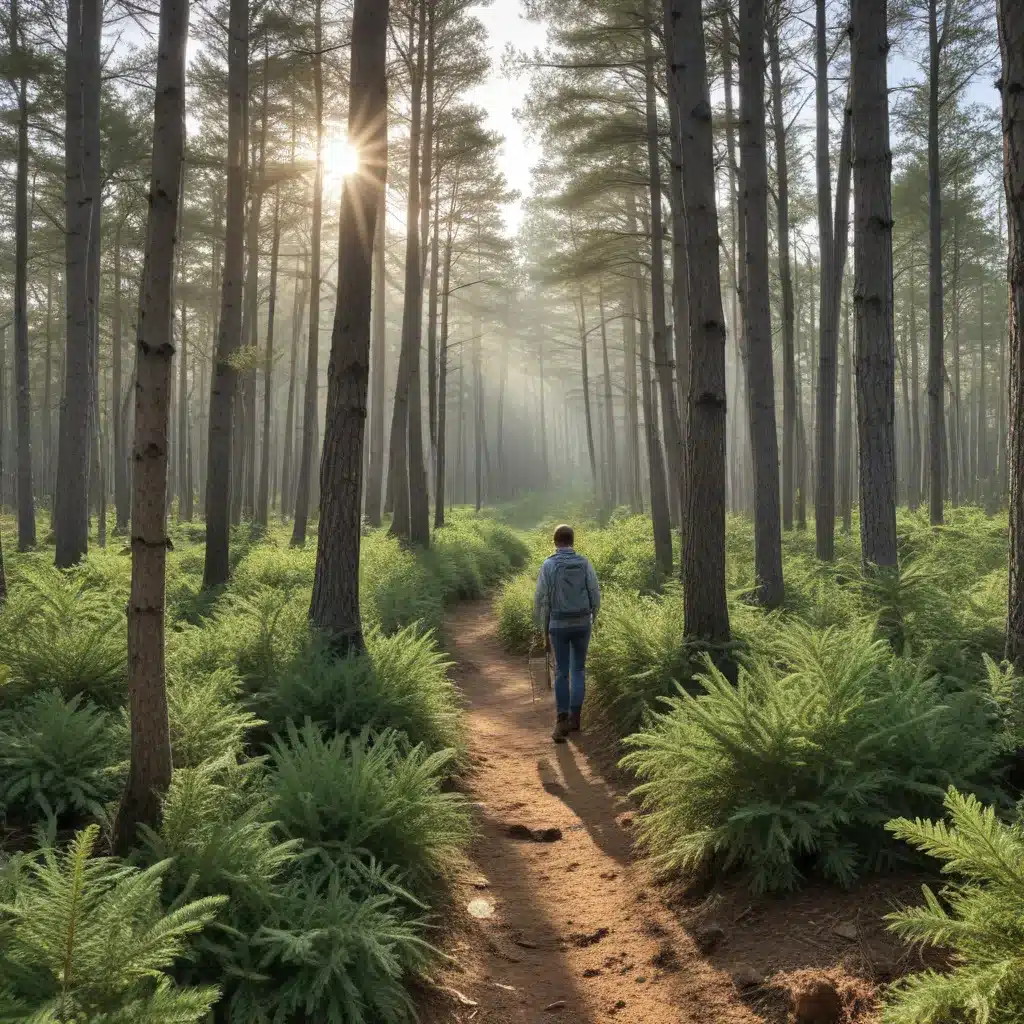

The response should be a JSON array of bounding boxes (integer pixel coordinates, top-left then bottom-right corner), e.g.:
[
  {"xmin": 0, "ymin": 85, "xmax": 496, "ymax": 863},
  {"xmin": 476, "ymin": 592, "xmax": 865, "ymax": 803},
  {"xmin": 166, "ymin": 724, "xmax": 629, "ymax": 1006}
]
[{"xmin": 420, "ymin": 601, "xmax": 932, "ymax": 1024}]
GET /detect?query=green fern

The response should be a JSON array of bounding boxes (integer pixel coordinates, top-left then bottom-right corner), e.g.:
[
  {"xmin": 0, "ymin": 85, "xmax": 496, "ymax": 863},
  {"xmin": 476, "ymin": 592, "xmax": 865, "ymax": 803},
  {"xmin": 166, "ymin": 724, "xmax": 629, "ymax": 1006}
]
[
  {"xmin": 0, "ymin": 690, "xmax": 127, "ymax": 823},
  {"xmin": 0, "ymin": 824, "xmax": 223, "ymax": 1022},
  {"xmin": 0, "ymin": 565, "xmax": 127, "ymax": 707},
  {"xmin": 883, "ymin": 788, "xmax": 1024, "ymax": 1023},
  {"xmin": 166, "ymin": 667, "xmax": 262, "ymax": 768},
  {"xmin": 269, "ymin": 723, "xmax": 472, "ymax": 896},
  {"xmin": 621, "ymin": 620, "xmax": 1000, "ymax": 892},
  {"xmin": 228, "ymin": 861, "xmax": 433, "ymax": 1024},
  {"xmin": 256, "ymin": 626, "xmax": 464, "ymax": 756}
]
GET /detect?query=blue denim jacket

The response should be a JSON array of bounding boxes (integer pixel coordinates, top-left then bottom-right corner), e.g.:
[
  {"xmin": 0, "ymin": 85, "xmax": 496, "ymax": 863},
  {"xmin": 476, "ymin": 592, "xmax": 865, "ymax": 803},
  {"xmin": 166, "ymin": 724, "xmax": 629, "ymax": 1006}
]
[{"xmin": 533, "ymin": 548, "xmax": 601, "ymax": 630}]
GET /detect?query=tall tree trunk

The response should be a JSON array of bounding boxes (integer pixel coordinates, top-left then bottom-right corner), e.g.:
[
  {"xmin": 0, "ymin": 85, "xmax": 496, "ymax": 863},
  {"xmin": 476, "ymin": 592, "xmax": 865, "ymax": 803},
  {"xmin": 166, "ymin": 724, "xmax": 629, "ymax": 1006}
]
[
  {"xmin": 668, "ymin": 0, "xmax": 731, "ymax": 643},
  {"xmin": 241, "ymin": 59, "xmax": 268, "ymax": 523},
  {"xmin": 11, "ymin": 0, "xmax": 35, "ymax": 550},
  {"xmin": 769, "ymin": 16, "xmax": 796, "ymax": 534},
  {"xmin": 838, "ymin": 289, "xmax": 853, "ymax": 532},
  {"xmin": 43, "ymin": 264, "xmax": 54, "ymax": 506},
  {"xmin": 280, "ymin": 251, "xmax": 306, "ymax": 519},
  {"xmin": 950, "ymin": 199, "xmax": 962, "ymax": 505},
  {"xmin": 1002, "ymin": 0, "xmax": 1024, "ymax": 662},
  {"xmin": 978, "ymin": 275, "xmax": 987, "ymax": 494},
  {"xmin": 577, "ymin": 290, "xmax": 599, "ymax": 490},
  {"xmin": 927, "ymin": 0, "xmax": 950, "ymax": 525},
  {"xmin": 473, "ymin": 312, "xmax": 484, "ymax": 512},
  {"xmin": 851, "ymin": 0, "xmax": 898, "ymax": 567},
  {"xmin": 638, "ymin": 274, "xmax": 673, "ymax": 576},
  {"xmin": 623, "ymin": 281, "xmax": 642, "ymax": 510},
  {"xmin": 56, "ymin": 0, "xmax": 101, "ymax": 568},
  {"xmin": 434, "ymin": 232, "xmax": 452, "ymax": 528},
  {"xmin": 256, "ymin": 185, "xmax": 280, "ymax": 529},
  {"xmin": 203, "ymin": 0, "xmax": 246, "ymax": 587},
  {"xmin": 599, "ymin": 283, "xmax": 617, "ymax": 509},
  {"xmin": 113, "ymin": 220, "xmax": 130, "ymax": 531},
  {"xmin": 310, "ymin": 0, "xmax": 389, "ymax": 652},
  {"xmin": 664, "ymin": 0, "xmax": 690, "ymax": 503},
  {"xmin": 365, "ymin": 188, "xmax": 387, "ymax": 526},
  {"xmin": 909, "ymin": 258, "xmax": 921, "ymax": 510},
  {"xmin": 814, "ymin": 0, "xmax": 836, "ymax": 558},
  {"xmin": 643, "ymin": 10, "xmax": 684, "ymax": 523},
  {"xmin": 738, "ymin": 0, "xmax": 784, "ymax": 606},
  {"xmin": 291, "ymin": 0, "xmax": 325, "ymax": 546},
  {"xmin": 177, "ymin": 292, "xmax": 191, "ymax": 520},
  {"xmin": 388, "ymin": 2, "xmax": 427, "ymax": 544},
  {"xmin": 113, "ymin": 0, "xmax": 187, "ymax": 853}
]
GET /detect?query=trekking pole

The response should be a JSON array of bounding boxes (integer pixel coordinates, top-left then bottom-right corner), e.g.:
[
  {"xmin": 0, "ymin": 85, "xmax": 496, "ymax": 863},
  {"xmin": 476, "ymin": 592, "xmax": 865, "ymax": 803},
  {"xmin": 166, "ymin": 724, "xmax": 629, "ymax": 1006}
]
[{"xmin": 527, "ymin": 638, "xmax": 538, "ymax": 703}]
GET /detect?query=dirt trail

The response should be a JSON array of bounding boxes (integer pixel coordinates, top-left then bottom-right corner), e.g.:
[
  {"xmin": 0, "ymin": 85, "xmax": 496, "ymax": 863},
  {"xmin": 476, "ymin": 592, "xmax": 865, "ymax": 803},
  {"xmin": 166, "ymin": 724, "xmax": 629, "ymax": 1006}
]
[{"xmin": 424, "ymin": 600, "xmax": 763, "ymax": 1024}]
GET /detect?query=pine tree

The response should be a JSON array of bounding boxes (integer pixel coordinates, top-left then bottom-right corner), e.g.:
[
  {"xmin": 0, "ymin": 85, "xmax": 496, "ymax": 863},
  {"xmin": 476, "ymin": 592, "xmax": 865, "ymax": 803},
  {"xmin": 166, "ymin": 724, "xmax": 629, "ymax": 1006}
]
[{"xmin": 310, "ymin": 0, "xmax": 390, "ymax": 654}]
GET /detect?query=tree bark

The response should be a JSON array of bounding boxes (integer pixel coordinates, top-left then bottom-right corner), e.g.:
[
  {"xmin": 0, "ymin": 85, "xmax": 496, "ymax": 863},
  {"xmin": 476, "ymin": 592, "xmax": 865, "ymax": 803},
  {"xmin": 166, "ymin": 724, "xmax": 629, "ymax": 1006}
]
[
  {"xmin": 388, "ymin": 2, "xmax": 428, "ymax": 544},
  {"xmin": 838, "ymin": 289, "xmax": 854, "ymax": 532},
  {"xmin": 256, "ymin": 185, "xmax": 281, "ymax": 530},
  {"xmin": 366, "ymin": 192, "xmax": 387, "ymax": 527},
  {"xmin": 280, "ymin": 251, "xmax": 306, "ymax": 519},
  {"xmin": 738, "ymin": 0, "xmax": 784, "ymax": 606},
  {"xmin": 203, "ymin": 0, "xmax": 246, "ymax": 587},
  {"xmin": 177, "ymin": 292, "xmax": 191, "ymax": 521},
  {"xmin": 768, "ymin": 15, "xmax": 796, "ymax": 534},
  {"xmin": 927, "ymin": 0, "xmax": 950, "ymax": 525},
  {"xmin": 643, "ymin": 10, "xmax": 684, "ymax": 524},
  {"xmin": 668, "ymin": 0, "xmax": 731, "ymax": 643},
  {"xmin": 577, "ymin": 290, "xmax": 599, "ymax": 490},
  {"xmin": 637, "ymin": 274, "xmax": 673, "ymax": 576},
  {"xmin": 56, "ymin": 0, "xmax": 101, "ymax": 568},
  {"xmin": 599, "ymin": 283, "xmax": 618, "ymax": 509},
  {"xmin": 113, "ymin": 0, "xmax": 187, "ymax": 853},
  {"xmin": 813, "ymin": 0, "xmax": 835, "ymax": 558},
  {"xmin": 909, "ymin": 258, "xmax": 922, "ymax": 510},
  {"xmin": 292, "ymin": 0, "xmax": 325, "ymax": 547},
  {"xmin": 851, "ymin": 0, "xmax": 898, "ymax": 567},
  {"xmin": 434, "ymin": 231, "xmax": 453, "ymax": 528},
  {"xmin": 11, "ymin": 0, "xmax": 35, "ymax": 550},
  {"xmin": 310, "ymin": 0, "xmax": 389, "ymax": 653},
  {"xmin": 1001, "ymin": 0, "xmax": 1024, "ymax": 663},
  {"xmin": 663, "ymin": 0, "xmax": 690, "ymax": 511}
]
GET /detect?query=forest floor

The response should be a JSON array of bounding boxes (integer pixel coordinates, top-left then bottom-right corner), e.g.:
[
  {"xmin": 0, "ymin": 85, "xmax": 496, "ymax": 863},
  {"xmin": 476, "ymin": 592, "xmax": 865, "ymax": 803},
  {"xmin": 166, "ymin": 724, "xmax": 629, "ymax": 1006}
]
[{"xmin": 419, "ymin": 600, "xmax": 934, "ymax": 1024}]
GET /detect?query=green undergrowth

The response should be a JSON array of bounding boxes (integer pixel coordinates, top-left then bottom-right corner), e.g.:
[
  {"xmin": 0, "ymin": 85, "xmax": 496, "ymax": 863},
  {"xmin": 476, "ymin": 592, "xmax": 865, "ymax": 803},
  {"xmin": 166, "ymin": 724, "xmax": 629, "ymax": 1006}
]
[
  {"xmin": 495, "ymin": 505, "xmax": 1016, "ymax": 894},
  {"xmin": 0, "ymin": 509, "xmax": 526, "ymax": 1022}
]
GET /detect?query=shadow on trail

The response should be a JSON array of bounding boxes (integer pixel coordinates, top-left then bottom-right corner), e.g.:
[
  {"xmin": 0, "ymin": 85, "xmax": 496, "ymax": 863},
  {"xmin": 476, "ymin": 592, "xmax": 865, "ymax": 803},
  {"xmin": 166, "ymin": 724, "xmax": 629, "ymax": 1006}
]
[{"xmin": 537, "ymin": 743, "xmax": 632, "ymax": 865}]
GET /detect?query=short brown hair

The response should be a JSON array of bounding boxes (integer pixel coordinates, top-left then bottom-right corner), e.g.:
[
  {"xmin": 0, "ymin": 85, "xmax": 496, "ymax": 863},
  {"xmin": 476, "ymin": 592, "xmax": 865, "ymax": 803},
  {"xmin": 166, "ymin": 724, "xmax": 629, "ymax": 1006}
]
[{"xmin": 553, "ymin": 524, "xmax": 574, "ymax": 547}]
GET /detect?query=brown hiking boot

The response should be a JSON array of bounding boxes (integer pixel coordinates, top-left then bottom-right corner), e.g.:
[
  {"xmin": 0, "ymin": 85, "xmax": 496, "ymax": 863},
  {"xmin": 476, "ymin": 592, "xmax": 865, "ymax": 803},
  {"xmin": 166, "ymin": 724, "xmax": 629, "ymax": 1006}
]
[
  {"xmin": 552, "ymin": 713, "xmax": 570, "ymax": 743},
  {"xmin": 568, "ymin": 710, "xmax": 582, "ymax": 733}
]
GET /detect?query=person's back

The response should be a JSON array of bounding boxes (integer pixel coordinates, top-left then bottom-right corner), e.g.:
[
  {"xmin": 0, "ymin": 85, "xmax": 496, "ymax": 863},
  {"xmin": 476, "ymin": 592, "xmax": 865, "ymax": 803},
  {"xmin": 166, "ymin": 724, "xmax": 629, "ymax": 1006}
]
[{"xmin": 534, "ymin": 524, "xmax": 600, "ymax": 742}]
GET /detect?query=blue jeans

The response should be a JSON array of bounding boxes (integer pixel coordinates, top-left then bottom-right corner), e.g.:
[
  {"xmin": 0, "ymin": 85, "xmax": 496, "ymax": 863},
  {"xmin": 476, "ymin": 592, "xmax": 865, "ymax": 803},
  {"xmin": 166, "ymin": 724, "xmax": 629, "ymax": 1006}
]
[{"xmin": 549, "ymin": 625, "xmax": 591, "ymax": 715}]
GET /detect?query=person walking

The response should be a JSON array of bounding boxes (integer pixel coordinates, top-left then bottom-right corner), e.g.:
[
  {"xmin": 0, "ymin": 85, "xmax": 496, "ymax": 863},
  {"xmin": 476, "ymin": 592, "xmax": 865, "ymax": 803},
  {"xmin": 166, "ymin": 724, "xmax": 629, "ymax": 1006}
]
[{"xmin": 534, "ymin": 524, "xmax": 601, "ymax": 743}]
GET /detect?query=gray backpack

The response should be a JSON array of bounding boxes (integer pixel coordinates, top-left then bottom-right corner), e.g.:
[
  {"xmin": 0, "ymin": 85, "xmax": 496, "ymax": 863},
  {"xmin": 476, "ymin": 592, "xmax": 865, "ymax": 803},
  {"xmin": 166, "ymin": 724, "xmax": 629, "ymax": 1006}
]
[{"xmin": 549, "ymin": 555, "xmax": 592, "ymax": 621}]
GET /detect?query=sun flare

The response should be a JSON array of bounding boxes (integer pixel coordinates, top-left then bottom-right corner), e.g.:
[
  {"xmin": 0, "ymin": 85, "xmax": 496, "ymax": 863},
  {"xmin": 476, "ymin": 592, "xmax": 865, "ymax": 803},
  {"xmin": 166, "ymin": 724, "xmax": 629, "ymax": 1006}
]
[{"xmin": 322, "ymin": 132, "xmax": 361, "ymax": 184}]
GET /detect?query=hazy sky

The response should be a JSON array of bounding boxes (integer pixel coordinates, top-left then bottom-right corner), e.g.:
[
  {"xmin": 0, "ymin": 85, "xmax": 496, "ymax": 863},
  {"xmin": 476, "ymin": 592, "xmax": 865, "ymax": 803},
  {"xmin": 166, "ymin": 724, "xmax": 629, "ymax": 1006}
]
[{"xmin": 468, "ymin": 1, "xmax": 547, "ymax": 229}]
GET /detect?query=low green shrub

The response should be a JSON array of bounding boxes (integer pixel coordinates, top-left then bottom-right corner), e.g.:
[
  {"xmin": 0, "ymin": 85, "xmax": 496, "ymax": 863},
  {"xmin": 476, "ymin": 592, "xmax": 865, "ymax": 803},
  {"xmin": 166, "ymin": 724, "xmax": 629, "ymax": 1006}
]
[
  {"xmin": 167, "ymin": 668, "xmax": 262, "ymax": 768},
  {"xmin": 495, "ymin": 571, "xmax": 540, "ymax": 655},
  {"xmin": 361, "ymin": 532, "xmax": 443, "ymax": 635},
  {"xmin": 0, "ymin": 690, "xmax": 126, "ymax": 823},
  {"xmin": 255, "ymin": 627, "xmax": 463, "ymax": 755},
  {"xmin": 586, "ymin": 587, "xmax": 690, "ymax": 735},
  {"xmin": 882, "ymin": 788, "xmax": 1024, "ymax": 1024},
  {"xmin": 0, "ymin": 564, "xmax": 127, "ymax": 707},
  {"xmin": 0, "ymin": 824, "xmax": 224, "ymax": 1022},
  {"xmin": 622, "ymin": 620, "xmax": 1001, "ymax": 893},
  {"xmin": 227, "ymin": 861, "xmax": 432, "ymax": 1024},
  {"xmin": 269, "ymin": 723, "xmax": 471, "ymax": 896}
]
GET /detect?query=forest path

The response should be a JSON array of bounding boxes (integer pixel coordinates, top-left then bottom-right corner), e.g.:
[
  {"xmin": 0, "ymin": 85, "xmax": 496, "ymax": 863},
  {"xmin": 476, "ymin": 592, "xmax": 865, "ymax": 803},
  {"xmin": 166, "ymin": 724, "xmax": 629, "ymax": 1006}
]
[{"xmin": 424, "ymin": 600, "xmax": 761, "ymax": 1024}]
